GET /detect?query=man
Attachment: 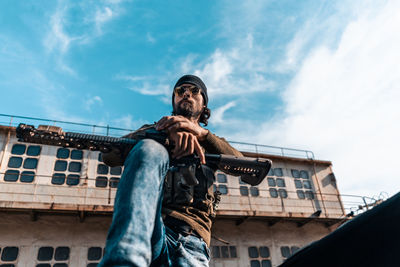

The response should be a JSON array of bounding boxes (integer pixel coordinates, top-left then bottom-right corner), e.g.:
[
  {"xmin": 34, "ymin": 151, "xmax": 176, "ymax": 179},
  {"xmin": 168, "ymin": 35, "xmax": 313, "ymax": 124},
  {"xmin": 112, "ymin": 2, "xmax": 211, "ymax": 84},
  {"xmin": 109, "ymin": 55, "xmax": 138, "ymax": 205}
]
[{"xmin": 99, "ymin": 75, "xmax": 242, "ymax": 266}]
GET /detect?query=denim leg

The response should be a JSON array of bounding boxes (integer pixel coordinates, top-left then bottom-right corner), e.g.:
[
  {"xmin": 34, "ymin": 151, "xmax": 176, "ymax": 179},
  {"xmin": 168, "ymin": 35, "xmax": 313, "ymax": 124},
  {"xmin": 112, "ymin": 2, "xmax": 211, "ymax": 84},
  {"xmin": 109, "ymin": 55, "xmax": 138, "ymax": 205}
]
[
  {"xmin": 165, "ymin": 227, "xmax": 210, "ymax": 267},
  {"xmin": 99, "ymin": 139, "xmax": 170, "ymax": 267}
]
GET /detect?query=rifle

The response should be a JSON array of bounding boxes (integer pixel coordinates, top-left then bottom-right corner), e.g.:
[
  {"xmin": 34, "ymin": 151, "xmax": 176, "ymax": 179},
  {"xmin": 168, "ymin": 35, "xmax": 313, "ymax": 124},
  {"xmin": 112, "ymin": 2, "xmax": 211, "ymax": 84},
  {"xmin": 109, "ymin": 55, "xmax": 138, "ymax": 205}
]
[{"xmin": 16, "ymin": 123, "xmax": 271, "ymax": 186}]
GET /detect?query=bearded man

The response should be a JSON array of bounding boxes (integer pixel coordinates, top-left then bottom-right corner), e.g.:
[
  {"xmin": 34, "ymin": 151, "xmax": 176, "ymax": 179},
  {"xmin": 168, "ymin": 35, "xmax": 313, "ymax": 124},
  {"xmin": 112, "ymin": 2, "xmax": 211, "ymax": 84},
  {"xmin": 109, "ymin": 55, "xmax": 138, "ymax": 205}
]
[{"xmin": 99, "ymin": 75, "xmax": 242, "ymax": 267}]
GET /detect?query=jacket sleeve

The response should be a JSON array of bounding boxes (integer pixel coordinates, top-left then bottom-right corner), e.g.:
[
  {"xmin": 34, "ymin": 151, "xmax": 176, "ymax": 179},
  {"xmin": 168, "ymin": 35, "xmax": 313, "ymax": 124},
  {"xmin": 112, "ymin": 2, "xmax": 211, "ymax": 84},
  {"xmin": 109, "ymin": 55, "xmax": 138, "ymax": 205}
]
[{"xmin": 199, "ymin": 131, "xmax": 243, "ymax": 157}]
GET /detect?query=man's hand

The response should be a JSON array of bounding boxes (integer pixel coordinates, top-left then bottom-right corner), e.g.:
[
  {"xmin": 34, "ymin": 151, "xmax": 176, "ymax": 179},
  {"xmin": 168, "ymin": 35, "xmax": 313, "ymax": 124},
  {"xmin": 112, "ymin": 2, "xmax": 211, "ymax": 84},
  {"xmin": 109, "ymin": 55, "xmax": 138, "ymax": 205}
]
[
  {"xmin": 155, "ymin": 116, "xmax": 207, "ymax": 164},
  {"xmin": 155, "ymin": 115, "xmax": 208, "ymax": 141},
  {"xmin": 167, "ymin": 130, "xmax": 206, "ymax": 164}
]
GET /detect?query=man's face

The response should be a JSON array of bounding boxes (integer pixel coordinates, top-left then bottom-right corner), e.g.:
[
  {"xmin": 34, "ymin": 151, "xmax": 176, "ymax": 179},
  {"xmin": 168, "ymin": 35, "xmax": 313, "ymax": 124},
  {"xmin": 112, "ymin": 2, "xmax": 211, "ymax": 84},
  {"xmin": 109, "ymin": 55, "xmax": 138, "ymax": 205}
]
[{"xmin": 173, "ymin": 83, "xmax": 204, "ymax": 120}]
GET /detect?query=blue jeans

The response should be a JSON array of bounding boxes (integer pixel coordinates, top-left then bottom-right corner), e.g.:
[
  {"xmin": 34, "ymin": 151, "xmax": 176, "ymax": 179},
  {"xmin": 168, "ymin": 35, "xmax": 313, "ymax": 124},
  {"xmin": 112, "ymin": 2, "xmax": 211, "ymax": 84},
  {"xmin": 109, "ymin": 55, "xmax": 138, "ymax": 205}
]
[{"xmin": 99, "ymin": 139, "xmax": 210, "ymax": 267}]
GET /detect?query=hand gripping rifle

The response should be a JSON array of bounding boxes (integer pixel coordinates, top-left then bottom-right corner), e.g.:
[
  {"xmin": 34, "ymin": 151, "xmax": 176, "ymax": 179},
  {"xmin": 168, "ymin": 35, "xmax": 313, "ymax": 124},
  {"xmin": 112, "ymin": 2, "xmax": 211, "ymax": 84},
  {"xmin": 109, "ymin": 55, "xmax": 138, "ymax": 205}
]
[{"xmin": 16, "ymin": 123, "xmax": 271, "ymax": 186}]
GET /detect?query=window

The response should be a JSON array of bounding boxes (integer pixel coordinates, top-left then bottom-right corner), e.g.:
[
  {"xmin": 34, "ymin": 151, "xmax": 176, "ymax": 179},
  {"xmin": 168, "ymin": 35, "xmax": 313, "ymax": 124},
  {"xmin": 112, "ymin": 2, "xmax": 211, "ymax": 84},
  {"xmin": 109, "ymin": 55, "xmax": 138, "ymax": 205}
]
[
  {"xmin": 250, "ymin": 187, "xmax": 259, "ymax": 196},
  {"xmin": 23, "ymin": 158, "xmax": 38, "ymax": 169},
  {"xmin": 70, "ymin": 150, "xmax": 83, "ymax": 160},
  {"xmin": 269, "ymin": 188, "xmax": 278, "ymax": 198},
  {"xmin": 86, "ymin": 247, "xmax": 104, "ymax": 266},
  {"xmin": 292, "ymin": 169, "xmax": 314, "ymax": 199},
  {"xmin": 281, "ymin": 246, "xmax": 300, "ymax": 260},
  {"xmin": 97, "ymin": 164, "xmax": 108, "ymax": 175},
  {"xmin": 240, "ymin": 186, "xmax": 249, "ymax": 196},
  {"xmin": 213, "ymin": 171, "xmax": 229, "ymax": 195},
  {"xmin": 27, "ymin": 146, "xmax": 41, "ymax": 156},
  {"xmin": 211, "ymin": 246, "xmax": 237, "ymax": 259},
  {"xmin": 52, "ymin": 148, "xmax": 83, "ymax": 186},
  {"xmin": 20, "ymin": 171, "xmax": 35, "ymax": 183},
  {"xmin": 55, "ymin": 161, "xmax": 67, "ymax": 171},
  {"xmin": 4, "ymin": 170, "xmax": 19, "ymax": 182},
  {"xmin": 248, "ymin": 246, "xmax": 271, "ymax": 267},
  {"xmin": 95, "ymin": 177, "xmax": 108, "ymax": 188},
  {"xmin": 215, "ymin": 184, "xmax": 228, "ymax": 195},
  {"xmin": 66, "ymin": 175, "xmax": 80, "ymax": 186},
  {"xmin": 8, "ymin": 157, "xmax": 22, "ymax": 168},
  {"xmin": 217, "ymin": 173, "xmax": 227, "ymax": 183},
  {"xmin": 3, "ymin": 144, "xmax": 41, "ymax": 183},
  {"xmin": 11, "ymin": 144, "xmax": 26, "ymax": 155},
  {"xmin": 95, "ymin": 153, "xmax": 122, "ymax": 188},
  {"xmin": 273, "ymin": 168, "xmax": 283, "ymax": 177},
  {"xmin": 0, "ymin": 246, "xmax": 19, "ymax": 266},
  {"xmin": 57, "ymin": 149, "xmax": 69, "ymax": 159},
  {"xmin": 52, "ymin": 173, "xmax": 66, "ymax": 185},
  {"xmin": 36, "ymin": 246, "xmax": 69, "ymax": 266}
]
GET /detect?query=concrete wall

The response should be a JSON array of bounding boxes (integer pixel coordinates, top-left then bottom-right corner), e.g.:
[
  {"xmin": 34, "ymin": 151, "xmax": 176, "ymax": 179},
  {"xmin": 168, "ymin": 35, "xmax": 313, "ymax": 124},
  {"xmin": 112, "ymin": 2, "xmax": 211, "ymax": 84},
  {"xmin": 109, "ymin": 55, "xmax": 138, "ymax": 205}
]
[
  {"xmin": 0, "ymin": 213, "xmax": 334, "ymax": 267},
  {"xmin": 0, "ymin": 132, "xmax": 345, "ymax": 219}
]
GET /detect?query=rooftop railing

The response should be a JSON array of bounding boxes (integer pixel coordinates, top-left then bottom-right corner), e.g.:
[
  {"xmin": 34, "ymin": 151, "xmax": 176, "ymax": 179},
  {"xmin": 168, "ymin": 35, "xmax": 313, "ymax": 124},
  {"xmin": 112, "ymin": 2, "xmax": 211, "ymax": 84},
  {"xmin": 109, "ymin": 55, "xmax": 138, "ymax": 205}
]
[{"xmin": 0, "ymin": 113, "xmax": 314, "ymax": 159}]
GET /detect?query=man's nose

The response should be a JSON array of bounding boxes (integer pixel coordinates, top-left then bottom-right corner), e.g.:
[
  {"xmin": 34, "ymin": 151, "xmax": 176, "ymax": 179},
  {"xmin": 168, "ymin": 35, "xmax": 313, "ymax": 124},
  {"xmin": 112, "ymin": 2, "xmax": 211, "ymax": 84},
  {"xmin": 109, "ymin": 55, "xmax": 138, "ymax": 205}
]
[{"xmin": 183, "ymin": 90, "xmax": 192, "ymax": 98}]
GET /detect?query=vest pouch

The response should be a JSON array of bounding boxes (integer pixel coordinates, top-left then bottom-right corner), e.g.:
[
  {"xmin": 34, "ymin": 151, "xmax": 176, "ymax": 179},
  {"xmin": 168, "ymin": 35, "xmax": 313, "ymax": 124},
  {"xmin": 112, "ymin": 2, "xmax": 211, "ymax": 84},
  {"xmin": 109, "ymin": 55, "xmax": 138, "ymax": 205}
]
[{"xmin": 173, "ymin": 172, "xmax": 194, "ymax": 205}]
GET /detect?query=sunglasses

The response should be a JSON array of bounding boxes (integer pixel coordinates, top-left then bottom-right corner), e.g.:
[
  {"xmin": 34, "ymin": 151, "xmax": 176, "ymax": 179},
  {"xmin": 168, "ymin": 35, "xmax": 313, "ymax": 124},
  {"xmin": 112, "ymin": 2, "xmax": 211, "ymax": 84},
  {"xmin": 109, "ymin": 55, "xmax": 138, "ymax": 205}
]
[{"xmin": 174, "ymin": 85, "xmax": 201, "ymax": 96}]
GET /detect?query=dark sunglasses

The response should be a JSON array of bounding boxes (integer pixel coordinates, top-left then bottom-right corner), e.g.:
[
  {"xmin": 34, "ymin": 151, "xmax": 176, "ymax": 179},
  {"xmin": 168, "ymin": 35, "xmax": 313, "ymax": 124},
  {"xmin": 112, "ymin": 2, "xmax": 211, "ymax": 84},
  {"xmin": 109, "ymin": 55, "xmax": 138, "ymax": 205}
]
[{"xmin": 174, "ymin": 85, "xmax": 201, "ymax": 96}]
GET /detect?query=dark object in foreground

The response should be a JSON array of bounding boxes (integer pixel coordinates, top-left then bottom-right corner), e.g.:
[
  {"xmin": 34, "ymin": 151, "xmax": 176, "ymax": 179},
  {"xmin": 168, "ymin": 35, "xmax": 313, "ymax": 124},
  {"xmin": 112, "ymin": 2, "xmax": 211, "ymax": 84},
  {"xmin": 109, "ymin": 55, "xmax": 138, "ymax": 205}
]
[
  {"xmin": 279, "ymin": 192, "xmax": 400, "ymax": 267},
  {"xmin": 16, "ymin": 123, "xmax": 271, "ymax": 186}
]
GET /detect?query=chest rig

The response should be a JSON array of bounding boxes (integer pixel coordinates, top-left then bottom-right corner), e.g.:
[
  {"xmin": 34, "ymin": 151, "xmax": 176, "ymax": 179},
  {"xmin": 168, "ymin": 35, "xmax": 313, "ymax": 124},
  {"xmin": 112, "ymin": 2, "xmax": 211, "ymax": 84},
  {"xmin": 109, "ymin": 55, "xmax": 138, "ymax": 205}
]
[{"xmin": 163, "ymin": 164, "xmax": 220, "ymax": 218}]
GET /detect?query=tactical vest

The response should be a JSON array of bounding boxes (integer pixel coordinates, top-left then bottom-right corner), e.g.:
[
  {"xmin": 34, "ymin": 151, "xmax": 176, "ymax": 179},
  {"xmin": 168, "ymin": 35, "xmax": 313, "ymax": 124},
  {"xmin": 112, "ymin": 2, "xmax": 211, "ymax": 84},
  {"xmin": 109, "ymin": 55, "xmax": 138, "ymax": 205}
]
[{"xmin": 163, "ymin": 165, "xmax": 221, "ymax": 219}]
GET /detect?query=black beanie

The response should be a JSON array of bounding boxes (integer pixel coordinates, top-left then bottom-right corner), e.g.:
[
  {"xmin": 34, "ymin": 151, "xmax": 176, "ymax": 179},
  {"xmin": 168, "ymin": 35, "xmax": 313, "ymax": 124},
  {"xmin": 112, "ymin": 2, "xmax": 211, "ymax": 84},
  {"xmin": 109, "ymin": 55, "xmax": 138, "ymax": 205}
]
[{"xmin": 172, "ymin": 74, "xmax": 208, "ymax": 107}]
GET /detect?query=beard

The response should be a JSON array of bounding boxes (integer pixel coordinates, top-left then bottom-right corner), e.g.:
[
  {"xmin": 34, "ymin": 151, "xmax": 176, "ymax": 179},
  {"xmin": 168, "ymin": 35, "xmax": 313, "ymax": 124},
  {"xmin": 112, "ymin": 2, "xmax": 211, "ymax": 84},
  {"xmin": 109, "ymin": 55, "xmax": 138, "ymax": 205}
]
[{"xmin": 174, "ymin": 100, "xmax": 202, "ymax": 119}]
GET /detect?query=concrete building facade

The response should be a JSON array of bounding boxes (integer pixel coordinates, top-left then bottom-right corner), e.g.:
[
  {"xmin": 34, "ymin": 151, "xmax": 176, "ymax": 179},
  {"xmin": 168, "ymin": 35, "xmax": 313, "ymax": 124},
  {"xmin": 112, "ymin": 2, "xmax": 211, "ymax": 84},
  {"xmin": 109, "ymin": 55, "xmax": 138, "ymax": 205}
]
[{"xmin": 0, "ymin": 125, "xmax": 345, "ymax": 266}]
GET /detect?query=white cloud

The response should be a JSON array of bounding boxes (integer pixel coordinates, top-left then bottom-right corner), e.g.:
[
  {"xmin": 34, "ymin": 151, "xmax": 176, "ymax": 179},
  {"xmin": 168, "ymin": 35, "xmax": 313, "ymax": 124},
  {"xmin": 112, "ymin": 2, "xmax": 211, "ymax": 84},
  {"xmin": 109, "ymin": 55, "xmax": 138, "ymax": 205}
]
[
  {"xmin": 44, "ymin": 1, "xmax": 124, "ymax": 73},
  {"xmin": 120, "ymin": 31, "xmax": 275, "ymax": 101},
  {"xmin": 146, "ymin": 32, "xmax": 156, "ymax": 44},
  {"xmin": 112, "ymin": 114, "xmax": 148, "ymax": 130},
  {"xmin": 252, "ymin": 0, "xmax": 400, "ymax": 197},
  {"xmin": 85, "ymin": 95, "xmax": 103, "ymax": 111},
  {"xmin": 95, "ymin": 7, "xmax": 114, "ymax": 34},
  {"xmin": 211, "ymin": 101, "xmax": 236, "ymax": 125},
  {"xmin": 190, "ymin": 45, "xmax": 275, "ymax": 99},
  {"xmin": 117, "ymin": 75, "xmax": 170, "ymax": 97},
  {"xmin": 44, "ymin": 7, "xmax": 74, "ymax": 54}
]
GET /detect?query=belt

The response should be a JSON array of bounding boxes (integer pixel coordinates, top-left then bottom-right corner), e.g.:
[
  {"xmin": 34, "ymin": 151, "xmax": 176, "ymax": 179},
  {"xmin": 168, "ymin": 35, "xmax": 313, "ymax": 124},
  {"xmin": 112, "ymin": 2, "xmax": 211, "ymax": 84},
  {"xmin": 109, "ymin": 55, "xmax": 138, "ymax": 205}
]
[{"xmin": 164, "ymin": 216, "xmax": 201, "ymax": 238}]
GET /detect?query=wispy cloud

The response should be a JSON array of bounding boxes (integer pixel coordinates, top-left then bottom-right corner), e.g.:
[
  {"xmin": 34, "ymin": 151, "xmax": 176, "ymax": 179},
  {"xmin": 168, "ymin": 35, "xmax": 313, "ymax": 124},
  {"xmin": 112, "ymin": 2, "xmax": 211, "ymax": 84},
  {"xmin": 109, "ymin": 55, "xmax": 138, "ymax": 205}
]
[
  {"xmin": 112, "ymin": 114, "xmax": 148, "ymax": 130},
  {"xmin": 146, "ymin": 32, "xmax": 156, "ymax": 44},
  {"xmin": 95, "ymin": 7, "xmax": 115, "ymax": 34},
  {"xmin": 84, "ymin": 95, "xmax": 103, "ymax": 111},
  {"xmin": 44, "ymin": 7, "xmax": 73, "ymax": 54},
  {"xmin": 244, "ymin": 0, "xmax": 400, "ymax": 197},
  {"xmin": 43, "ymin": 0, "xmax": 126, "ymax": 73},
  {"xmin": 117, "ymin": 75, "xmax": 170, "ymax": 97},
  {"xmin": 211, "ymin": 101, "xmax": 236, "ymax": 125}
]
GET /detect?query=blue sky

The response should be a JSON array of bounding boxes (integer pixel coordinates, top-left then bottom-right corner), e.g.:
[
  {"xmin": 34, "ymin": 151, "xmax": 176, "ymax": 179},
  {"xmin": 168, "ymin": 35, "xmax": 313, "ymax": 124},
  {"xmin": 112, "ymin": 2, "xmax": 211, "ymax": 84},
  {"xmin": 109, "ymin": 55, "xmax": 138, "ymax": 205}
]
[{"xmin": 1, "ymin": 0, "xmax": 400, "ymax": 198}]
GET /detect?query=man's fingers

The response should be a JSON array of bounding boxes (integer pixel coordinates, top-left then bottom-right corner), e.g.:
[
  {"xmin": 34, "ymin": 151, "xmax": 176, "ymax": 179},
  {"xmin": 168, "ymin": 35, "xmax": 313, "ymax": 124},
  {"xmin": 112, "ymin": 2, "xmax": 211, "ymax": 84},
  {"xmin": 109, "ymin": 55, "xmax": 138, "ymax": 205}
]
[
  {"xmin": 156, "ymin": 116, "xmax": 191, "ymax": 130},
  {"xmin": 156, "ymin": 116, "xmax": 176, "ymax": 130},
  {"xmin": 194, "ymin": 138, "xmax": 206, "ymax": 164},
  {"xmin": 170, "ymin": 132, "xmax": 205, "ymax": 164},
  {"xmin": 167, "ymin": 121, "xmax": 196, "ymax": 134},
  {"xmin": 171, "ymin": 133, "xmax": 183, "ymax": 156},
  {"xmin": 187, "ymin": 135, "xmax": 195, "ymax": 155},
  {"xmin": 173, "ymin": 133, "xmax": 188, "ymax": 158}
]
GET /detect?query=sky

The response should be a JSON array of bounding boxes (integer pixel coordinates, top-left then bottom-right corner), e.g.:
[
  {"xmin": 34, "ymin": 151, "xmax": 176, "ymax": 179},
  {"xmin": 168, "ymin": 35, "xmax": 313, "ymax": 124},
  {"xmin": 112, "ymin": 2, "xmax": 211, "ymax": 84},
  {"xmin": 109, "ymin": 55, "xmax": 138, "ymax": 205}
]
[{"xmin": 1, "ymin": 0, "xmax": 399, "ymax": 198}]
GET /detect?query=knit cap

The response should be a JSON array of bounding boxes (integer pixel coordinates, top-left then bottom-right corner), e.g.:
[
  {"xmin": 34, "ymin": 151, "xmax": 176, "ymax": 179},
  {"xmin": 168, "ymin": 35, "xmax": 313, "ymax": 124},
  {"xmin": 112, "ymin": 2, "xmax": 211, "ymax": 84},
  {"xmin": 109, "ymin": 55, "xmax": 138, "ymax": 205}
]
[{"xmin": 173, "ymin": 75, "xmax": 208, "ymax": 107}]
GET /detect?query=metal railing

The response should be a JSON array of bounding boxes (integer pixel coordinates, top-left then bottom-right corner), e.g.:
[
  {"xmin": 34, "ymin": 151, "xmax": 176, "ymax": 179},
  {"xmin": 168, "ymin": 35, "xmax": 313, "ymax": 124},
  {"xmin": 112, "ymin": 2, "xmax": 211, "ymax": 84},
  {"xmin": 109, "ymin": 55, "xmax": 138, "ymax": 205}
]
[
  {"xmin": 340, "ymin": 192, "xmax": 389, "ymax": 216},
  {"xmin": 0, "ymin": 113, "xmax": 133, "ymax": 137},
  {"xmin": 0, "ymin": 113, "xmax": 315, "ymax": 159}
]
